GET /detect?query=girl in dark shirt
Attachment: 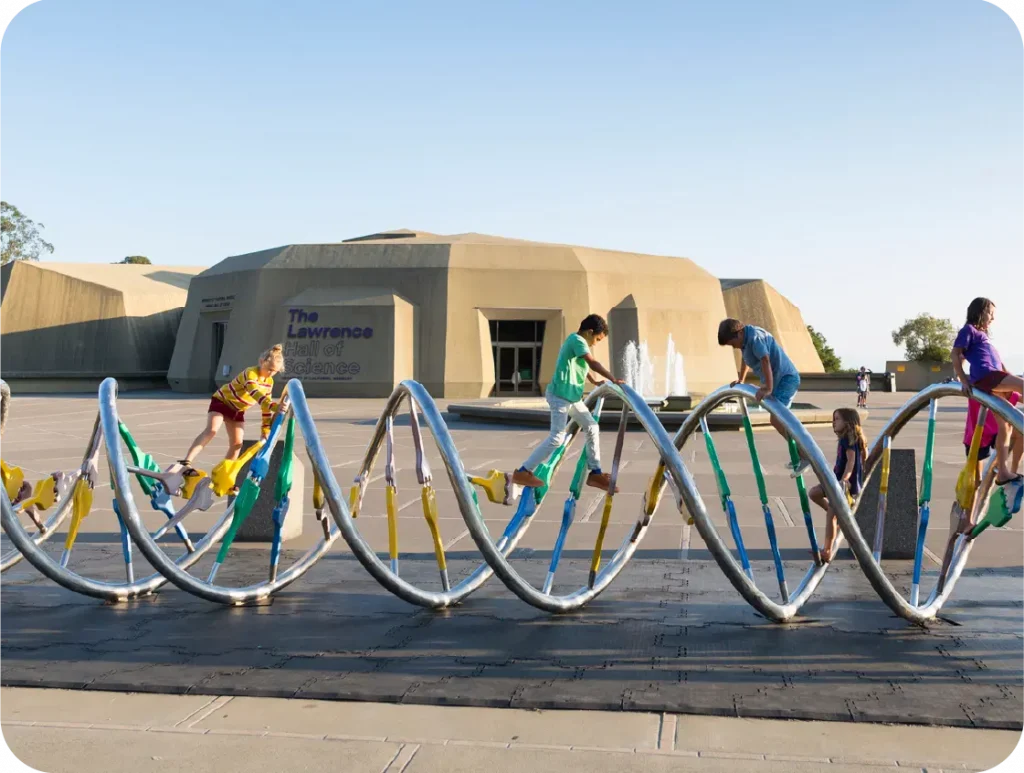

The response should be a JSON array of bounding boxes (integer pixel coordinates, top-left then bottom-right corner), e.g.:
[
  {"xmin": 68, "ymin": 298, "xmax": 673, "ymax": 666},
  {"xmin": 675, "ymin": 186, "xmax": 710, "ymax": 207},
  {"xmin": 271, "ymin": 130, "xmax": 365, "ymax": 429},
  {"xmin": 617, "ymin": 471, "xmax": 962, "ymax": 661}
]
[{"xmin": 808, "ymin": 408, "xmax": 867, "ymax": 563}]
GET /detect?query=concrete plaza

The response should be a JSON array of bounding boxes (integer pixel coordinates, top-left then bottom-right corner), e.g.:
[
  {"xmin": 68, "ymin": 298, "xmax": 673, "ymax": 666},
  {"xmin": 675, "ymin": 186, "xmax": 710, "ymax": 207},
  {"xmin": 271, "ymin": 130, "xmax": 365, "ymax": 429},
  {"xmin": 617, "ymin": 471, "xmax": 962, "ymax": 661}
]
[{"xmin": 1, "ymin": 388, "xmax": 1022, "ymax": 771}]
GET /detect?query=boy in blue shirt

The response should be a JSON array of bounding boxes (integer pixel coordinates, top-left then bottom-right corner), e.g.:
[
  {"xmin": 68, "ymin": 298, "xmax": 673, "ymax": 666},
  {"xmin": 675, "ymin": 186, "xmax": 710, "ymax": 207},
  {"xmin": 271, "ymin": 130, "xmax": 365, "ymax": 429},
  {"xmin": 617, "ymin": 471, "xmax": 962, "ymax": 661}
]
[
  {"xmin": 512, "ymin": 314, "xmax": 623, "ymax": 493},
  {"xmin": 718, "ymin": 318, "xmax": 801, "ymax": 445}
]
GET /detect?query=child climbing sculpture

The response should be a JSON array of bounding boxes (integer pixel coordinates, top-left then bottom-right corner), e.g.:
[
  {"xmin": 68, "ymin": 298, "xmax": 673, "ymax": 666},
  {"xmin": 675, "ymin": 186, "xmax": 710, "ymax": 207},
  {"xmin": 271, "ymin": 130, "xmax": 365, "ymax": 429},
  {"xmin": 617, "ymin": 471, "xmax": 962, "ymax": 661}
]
[
  {"xmin": 512, "ymin": 315, "xmax": 623, "ymax": 493},
  {"xmin": 951, "ymin": 297, "xmax": 1023, "ymax": 488},
  {"xmin": 177, "ymin": 344, "xmax": 284, "ymax": 493},
  {"xmin": 717, "ymin": 318, "xmax": 801, "ymax": 444},
  {"xmin": 809, "ymin": 408, "xmax": 867, "ymax": 563}
]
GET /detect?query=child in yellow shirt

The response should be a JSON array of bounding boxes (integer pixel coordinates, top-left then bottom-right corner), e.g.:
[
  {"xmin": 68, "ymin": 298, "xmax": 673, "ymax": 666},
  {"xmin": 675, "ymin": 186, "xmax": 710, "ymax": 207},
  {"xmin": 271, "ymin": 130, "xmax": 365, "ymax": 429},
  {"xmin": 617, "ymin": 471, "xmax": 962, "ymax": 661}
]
[{"xmin": 178, "ymin": 344, "xmax": 284, "ymax": 479}]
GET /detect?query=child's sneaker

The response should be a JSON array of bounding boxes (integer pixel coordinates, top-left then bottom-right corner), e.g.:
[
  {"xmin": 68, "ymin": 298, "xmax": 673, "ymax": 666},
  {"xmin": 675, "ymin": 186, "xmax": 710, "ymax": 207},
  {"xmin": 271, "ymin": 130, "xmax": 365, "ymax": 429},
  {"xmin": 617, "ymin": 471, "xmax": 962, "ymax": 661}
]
[
  {"xmin": 511, "ymin": 468, "xmax": 543, "ymax": 488},
  {"xmin": 586, "ymin": 471, "xmax": 620, "ymax": 493},
  {"xmin": 788, "ymin": 459, "xmax": 811, "ymax": 478},
  {"xmin": 176, "ymin": 460, "xmax": 201, "ymax": 479}
]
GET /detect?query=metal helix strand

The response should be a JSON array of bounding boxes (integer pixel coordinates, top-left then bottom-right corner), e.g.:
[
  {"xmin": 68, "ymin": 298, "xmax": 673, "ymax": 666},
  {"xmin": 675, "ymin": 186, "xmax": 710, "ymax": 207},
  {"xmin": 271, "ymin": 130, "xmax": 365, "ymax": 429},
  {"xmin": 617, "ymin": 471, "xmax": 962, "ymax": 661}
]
[
  {"xmin": 109, "ymin": 380, "xmax": 339, "ymax": 605},
  {"xmin": 1, "ymin": 387, "xmax": 235, "ymax": 601},
  {"xmin": 3, "ymin": 377, "xmax": 1021, "ymax": 624},
  {"xmin": 0, "ymin": 378, "xmax": 83, "ymax": 573}
]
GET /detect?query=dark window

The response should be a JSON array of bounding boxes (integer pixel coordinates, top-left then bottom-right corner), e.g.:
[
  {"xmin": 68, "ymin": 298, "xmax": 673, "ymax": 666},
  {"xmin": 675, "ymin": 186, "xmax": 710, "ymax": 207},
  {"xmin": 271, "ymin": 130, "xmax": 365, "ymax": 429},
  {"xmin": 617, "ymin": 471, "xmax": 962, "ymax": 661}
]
[{"xmin": 499, "ymin": 320, "xmax": 537, "ymax": 342}]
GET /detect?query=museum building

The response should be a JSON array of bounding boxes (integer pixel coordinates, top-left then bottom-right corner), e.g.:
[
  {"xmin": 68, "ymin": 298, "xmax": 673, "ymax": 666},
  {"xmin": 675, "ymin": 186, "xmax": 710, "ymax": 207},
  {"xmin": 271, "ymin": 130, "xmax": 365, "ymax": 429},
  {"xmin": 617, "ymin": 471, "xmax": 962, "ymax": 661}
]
[{"xmin": 166, "ymin": 230, "xmax": 824, "ymax": 398}]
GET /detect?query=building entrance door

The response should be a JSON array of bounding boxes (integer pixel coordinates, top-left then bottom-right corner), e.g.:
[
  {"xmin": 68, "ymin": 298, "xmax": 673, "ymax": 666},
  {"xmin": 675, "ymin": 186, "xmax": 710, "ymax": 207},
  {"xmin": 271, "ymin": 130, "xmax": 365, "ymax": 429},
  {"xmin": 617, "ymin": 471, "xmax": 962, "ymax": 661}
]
[
  {"xmin": 494, "ymin": 344, "xmax": 538, "ymax": 395},
  {"xmin": 489, "ymin": 319, "xmax": 546, "ymax": 396},
  {"xmin": 211, "ymin": 321, "xmax": 227, "ymax": 385}
]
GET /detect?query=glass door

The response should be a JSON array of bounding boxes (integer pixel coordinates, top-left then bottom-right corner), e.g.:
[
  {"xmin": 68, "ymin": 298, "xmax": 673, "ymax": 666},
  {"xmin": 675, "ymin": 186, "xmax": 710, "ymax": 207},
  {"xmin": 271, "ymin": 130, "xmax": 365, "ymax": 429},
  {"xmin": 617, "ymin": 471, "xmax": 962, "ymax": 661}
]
[
  {"xmin": 211, "ymin": 321, "xmax": 227, "ymax": 384},
  {"xmin": 496, "ymin": 345, "xmax": 517, "ymax": 395},
  {"xmin": 516, "ymin": 346, "xmax": 536, "ymax": 394},
  {"xmin": 494, "ymin": 345, "xmax": 540, "ymax": 395}
]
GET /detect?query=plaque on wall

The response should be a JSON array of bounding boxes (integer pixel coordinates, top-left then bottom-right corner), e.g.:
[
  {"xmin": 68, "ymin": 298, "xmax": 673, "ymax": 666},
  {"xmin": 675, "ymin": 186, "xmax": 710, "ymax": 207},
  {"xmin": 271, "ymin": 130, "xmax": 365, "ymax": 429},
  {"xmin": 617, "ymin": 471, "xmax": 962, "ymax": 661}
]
[{"xmin": 200, "ymin": 295, "xmax": 236, "ymax": 312}]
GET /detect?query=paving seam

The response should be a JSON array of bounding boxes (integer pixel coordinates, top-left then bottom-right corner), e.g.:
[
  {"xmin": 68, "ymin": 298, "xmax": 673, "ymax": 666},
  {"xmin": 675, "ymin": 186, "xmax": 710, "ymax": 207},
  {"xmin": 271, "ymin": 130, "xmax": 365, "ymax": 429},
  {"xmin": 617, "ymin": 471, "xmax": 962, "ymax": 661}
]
[
  {"xmin": 173, "ymin": 694, "xmax": 226, "ymax": 727},
  {"xmin": 773, "ymin": 496, "xmax": 796, "ymax": 527}
]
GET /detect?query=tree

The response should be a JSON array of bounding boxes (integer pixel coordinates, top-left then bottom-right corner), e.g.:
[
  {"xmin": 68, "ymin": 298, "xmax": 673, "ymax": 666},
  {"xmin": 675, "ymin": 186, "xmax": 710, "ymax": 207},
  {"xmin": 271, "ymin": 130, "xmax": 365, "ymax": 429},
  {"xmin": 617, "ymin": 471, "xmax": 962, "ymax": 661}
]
[
  {"xmin": 117, "ymin": 256, "xmax": 151, "ymax": 264},
  {"xmin": 891, "ymin": 313, "xmax": 956, "ymax": 362},
  {"xmin": 807, "ymin": 325, "xmax": 842, "ymax": 373},
  {"xmin": 1, "ymin": 201, "xmax": 54, "ymax": 265}
]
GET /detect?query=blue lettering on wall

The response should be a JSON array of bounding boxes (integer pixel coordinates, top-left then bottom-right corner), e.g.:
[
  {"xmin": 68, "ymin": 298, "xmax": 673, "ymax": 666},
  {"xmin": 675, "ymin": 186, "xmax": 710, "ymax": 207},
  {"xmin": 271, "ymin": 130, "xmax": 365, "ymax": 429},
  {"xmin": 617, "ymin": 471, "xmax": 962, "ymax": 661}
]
[{"xmin": 285, "ymin": 308, "xmax": 373, "ymax": 340}]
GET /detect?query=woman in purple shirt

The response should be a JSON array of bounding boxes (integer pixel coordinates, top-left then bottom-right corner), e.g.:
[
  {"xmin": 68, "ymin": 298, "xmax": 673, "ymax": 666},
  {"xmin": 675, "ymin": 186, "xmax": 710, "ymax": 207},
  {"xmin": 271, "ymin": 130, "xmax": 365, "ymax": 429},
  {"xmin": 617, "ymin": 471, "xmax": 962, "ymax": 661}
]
[{"xmin": 951, "ymin": 297, "xmax": 1023, "ymax": 485}]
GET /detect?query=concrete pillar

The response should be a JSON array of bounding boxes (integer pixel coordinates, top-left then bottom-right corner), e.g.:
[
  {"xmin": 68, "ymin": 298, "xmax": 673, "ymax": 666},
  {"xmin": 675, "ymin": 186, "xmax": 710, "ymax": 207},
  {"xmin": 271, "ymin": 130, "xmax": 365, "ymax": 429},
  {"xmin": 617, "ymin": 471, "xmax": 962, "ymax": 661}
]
[{"xmin": 854, "ymin": 449, "xmax": 918, "ymax": 559}]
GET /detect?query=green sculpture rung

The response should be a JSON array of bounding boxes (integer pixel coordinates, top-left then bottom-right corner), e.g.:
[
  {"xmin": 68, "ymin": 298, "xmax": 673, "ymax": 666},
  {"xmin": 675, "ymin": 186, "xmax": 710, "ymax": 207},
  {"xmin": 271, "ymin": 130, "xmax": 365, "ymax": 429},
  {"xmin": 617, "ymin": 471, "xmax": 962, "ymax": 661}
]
[
  {"xmin": 787, "ymin": 439, "xmax": 812, "ymax": 513},
  {"xmin": 533, "ymin": 445, "xmax": 566, "ymax": 504},
  {"xmin": 214, "ymin": 478, "xmax": 261, "ymax": 564},
  {"xmin": 702, "ymin": 423, "xmax": 731, "ymax": 509},
  {"xmin": 970, "ymin": 485, "xmax": 1017, "ymax": 539},
  {"xmin": 118, "ymin": 421, "xmax": 158, "ymax": 496},
  {"xmin": 919, "ymin": 401, "xmax": 937, "ymax": 505},
  {"xmin": 567, "ymin": 400, "xmax": 603, "ymax": 500},
  {"xmin": 741, "ymin": 409, "xmax": 770, "ymax": 506},
  {"xmin": 274, "ymin": 416, "xmax": 296, "ymax": 502}
]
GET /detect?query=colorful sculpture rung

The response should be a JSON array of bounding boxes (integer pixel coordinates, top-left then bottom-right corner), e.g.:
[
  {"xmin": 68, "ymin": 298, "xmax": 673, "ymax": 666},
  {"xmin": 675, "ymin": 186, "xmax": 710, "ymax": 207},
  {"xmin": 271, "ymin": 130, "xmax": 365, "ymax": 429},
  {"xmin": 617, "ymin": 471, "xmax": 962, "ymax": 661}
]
[{"xmin": 468, "ymin": 469, "xmax": 521, "ymax": 506}]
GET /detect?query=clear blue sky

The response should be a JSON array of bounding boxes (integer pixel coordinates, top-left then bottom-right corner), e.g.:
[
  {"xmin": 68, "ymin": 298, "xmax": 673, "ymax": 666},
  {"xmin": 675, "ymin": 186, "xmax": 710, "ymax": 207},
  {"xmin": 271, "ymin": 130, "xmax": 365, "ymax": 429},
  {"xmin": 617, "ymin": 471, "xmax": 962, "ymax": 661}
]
[{"xmin": 3, "ymin": 0, "xmax": 1022, "ymax": 372}]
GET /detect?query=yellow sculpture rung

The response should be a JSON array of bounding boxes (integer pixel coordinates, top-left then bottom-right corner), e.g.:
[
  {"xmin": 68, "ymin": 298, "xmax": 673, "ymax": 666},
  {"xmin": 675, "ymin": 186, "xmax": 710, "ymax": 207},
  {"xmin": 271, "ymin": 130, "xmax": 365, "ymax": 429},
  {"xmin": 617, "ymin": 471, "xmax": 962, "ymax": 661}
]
[
  {"xmin": 879, "ymin": 445, "xmax": 891, "ymax": 496},
  {"xmin": 386, "ymin": 485, "xmax": 399, "ymax": 562},
  {"xmin": 20, "ymin": 474, "xmax": 59, "ymax": 512},
  {"xmin": 643, "ymin": 463, "xmax": 666, "ymax": 517},
  {"xmin": 313, "ymin": 477, "xmax": 325, "ymax": 511},
  {"xmin": 348, "ymin": 484, "xmax": 361, "ymax": 518},
  {"xmin": 590, "ymin": 494, "xmax": 615, "ymax": 577},
  {"xmin": 1, "ymin": 460, "xmax": 25, "ymax": 503},
  {"xmin": 421, "ymin": 486, "xmax": 447, "ymax": 572},
  {"xmin": 468, "ymin": 469, "xmax": 519, "ymax": 505},
  {"xmin": 62, "ymin": 478, "xmax": 94, "ymax": 553},
  {"xmin": 180, "ymin": 468, "xmax": 208, "ymax": 500},
  {"xmin": 956, "ymin": 419, "xmax": 987, "ymax": 510},
  {"xmin": 210, "ymin": 440, "xmax": 265, "ymax": 497}
]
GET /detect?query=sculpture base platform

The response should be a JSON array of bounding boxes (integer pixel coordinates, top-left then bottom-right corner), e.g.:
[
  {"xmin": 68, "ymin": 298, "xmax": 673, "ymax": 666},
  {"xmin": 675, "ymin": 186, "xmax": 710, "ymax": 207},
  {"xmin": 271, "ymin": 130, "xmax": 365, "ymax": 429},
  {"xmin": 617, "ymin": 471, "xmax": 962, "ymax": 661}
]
[
  {"xmin": 854, "ymin": 448, "xmax": 918, "ymax": 560},
  {"xmin": 232, "ymin": 440, "xmax": 304, "ymax": 543}
]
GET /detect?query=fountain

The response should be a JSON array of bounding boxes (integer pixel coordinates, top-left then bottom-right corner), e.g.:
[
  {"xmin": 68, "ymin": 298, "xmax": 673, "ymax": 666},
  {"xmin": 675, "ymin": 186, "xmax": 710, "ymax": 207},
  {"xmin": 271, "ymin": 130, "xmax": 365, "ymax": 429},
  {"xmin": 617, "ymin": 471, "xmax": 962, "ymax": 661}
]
[{"xmin": 621, "ymin": 336, "xmax": 687, "ymax": 400}]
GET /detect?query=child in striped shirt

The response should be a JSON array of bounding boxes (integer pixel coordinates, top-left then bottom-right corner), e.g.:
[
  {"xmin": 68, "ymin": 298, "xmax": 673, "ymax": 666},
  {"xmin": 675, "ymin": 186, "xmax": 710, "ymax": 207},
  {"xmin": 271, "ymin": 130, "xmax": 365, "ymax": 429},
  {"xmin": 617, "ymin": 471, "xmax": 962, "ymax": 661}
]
[{"xmin": 178, "ymin": 344, "xmax": 284, "ymax": 481}]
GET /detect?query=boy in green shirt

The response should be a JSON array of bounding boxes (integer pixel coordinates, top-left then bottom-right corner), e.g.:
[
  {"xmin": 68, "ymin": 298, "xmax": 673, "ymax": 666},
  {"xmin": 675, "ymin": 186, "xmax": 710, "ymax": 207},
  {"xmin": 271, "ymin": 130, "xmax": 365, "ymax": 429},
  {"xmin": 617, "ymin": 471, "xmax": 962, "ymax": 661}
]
[{"xmin": 512, "ymin": 315, "xmax": 623, "ymax": 493}]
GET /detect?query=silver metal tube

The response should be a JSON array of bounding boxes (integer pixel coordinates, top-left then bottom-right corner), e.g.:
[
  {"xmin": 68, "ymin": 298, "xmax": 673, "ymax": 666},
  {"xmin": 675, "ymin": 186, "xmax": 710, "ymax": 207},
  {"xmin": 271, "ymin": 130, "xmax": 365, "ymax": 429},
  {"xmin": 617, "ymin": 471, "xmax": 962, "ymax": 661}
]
[
  {"xmin": 2, "ymin": 384, "xmax": 233, "ymax": 600},
  {"xmin": 6, "ymin": 376, "xmax": 1017, "ymax": 624}
]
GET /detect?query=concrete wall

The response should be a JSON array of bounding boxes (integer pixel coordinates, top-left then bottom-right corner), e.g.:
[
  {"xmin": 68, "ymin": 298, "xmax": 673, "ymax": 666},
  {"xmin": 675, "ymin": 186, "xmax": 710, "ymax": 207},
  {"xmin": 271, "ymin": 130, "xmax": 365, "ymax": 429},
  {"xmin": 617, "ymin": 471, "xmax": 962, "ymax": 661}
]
[
  {"xmin": 1, "ymin": 261, "xmax": 198, "ymax": 381},
  {"xmin": 721, "ymin": 279, "xmax": 824, "ymax": 374},
  {"xmin": 886, "ymin": 360, "xmax": 955, "ymax": 392},
  {"xmin": 270, "ymin": 289, "xmax": 416, "ymax": 397},
  {"xmin": 168, "ymin": 243, "xmax": 449, "ymax": 394},
  {"xmin": 580, "ymin": 247, "xmax": 737, "ymax": 396},
  {"xmin": 797, "ymin": 372, "xmax": 893, "ymax": 393}
]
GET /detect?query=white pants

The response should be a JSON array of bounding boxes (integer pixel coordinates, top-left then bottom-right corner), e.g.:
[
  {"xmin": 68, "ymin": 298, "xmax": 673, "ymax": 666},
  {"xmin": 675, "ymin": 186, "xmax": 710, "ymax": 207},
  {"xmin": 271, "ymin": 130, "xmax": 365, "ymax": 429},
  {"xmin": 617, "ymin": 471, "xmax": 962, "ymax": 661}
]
[{"xmin": 521, "ymin": 391, "xmax": 601, "ymax": 473}]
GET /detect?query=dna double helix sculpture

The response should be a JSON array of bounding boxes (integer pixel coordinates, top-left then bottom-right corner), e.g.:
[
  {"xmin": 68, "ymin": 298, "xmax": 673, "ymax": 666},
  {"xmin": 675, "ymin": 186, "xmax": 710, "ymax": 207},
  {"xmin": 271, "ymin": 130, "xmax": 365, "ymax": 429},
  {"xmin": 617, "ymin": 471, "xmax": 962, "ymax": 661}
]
[{"xmin": 2, "ymin": 377, "xmax": 1021, "ymax": 625}]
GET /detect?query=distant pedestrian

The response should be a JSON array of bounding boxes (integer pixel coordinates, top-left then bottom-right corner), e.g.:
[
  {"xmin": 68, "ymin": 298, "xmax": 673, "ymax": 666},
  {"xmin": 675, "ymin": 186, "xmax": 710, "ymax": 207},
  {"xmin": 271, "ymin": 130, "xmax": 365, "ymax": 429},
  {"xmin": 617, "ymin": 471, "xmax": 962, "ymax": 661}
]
[{"xmin": 856, "ymin": 367, "xmax": 871, "ymax": 409}]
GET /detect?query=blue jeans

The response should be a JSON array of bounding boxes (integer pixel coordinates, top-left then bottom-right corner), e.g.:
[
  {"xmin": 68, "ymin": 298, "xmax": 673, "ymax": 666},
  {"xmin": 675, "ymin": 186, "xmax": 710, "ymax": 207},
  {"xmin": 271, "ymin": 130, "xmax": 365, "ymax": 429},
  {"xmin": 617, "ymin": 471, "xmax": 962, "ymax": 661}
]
[{"xmin": 772, "ymin": 374, "xmax": 800, "ymax": 408}]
